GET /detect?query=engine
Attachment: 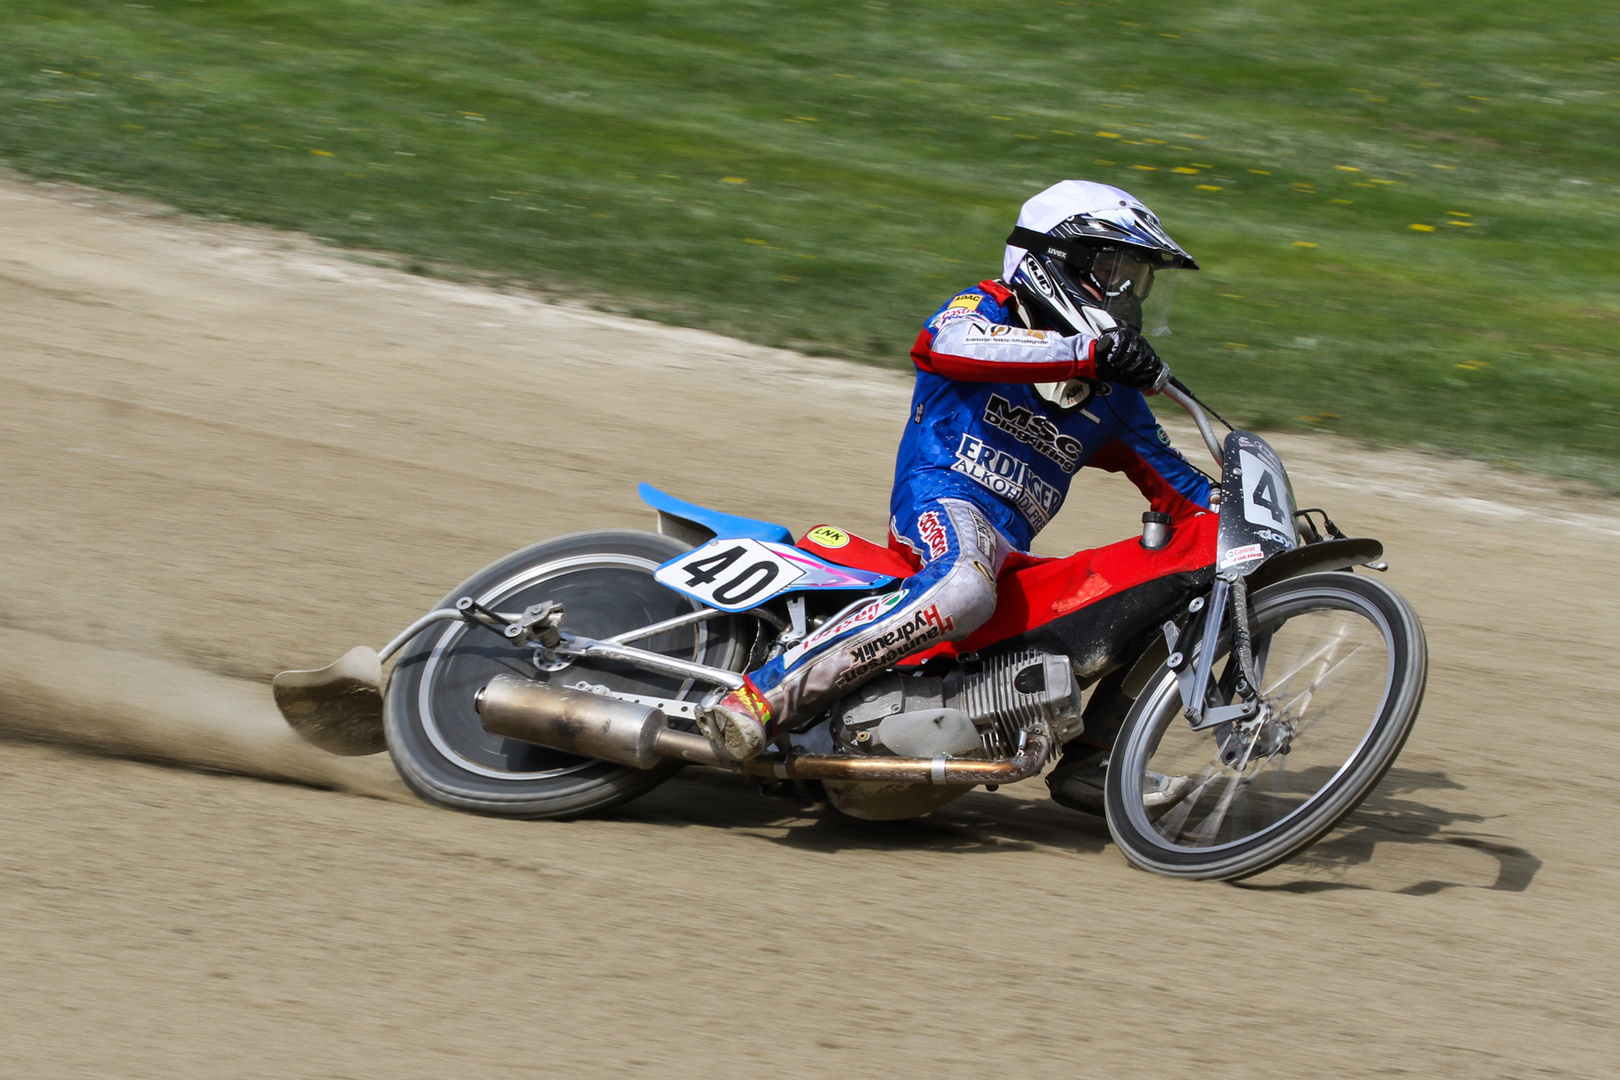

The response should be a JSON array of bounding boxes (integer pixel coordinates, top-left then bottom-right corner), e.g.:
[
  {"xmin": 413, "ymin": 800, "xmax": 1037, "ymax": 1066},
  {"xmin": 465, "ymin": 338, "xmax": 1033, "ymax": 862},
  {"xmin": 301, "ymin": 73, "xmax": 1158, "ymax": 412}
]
[{"xmin": 826, "ymin": 648, "xmax": 1084, "ymax": 760}]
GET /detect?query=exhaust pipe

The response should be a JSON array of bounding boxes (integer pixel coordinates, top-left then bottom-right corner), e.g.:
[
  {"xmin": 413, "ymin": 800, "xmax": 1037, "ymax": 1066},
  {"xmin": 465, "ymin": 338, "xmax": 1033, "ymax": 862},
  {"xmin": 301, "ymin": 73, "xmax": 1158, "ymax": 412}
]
[
  {"xmin": 476, "ymin": 674, "xmax": 721, "ymax": 769},
  {"xmin": 478, "ymin": 674, "xmax": 1053, "ymax": 785},
  {"xmin": 738, "ymin": 727, "xmax": 1053, "ymax": 786}
]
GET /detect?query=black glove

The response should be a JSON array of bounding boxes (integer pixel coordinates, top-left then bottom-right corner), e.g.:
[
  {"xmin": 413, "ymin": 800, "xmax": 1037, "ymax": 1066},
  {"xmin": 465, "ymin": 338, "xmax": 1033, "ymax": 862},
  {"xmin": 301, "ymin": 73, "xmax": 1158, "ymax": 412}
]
[{"xmin": 1093, "ymin": 326, "xmax": 1165, "ymax": 390}]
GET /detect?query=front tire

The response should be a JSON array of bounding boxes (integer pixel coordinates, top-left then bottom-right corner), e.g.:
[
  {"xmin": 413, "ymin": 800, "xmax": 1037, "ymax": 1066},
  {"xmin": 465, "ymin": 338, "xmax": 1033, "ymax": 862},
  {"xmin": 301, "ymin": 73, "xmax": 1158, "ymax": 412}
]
[
  {"xmin": 384, "ymin": 530, "xmax": 744, "ymax": 818},
  {"xmin": 1104, "ymin": 572, "xmax": 1427, "ymax": 880}
]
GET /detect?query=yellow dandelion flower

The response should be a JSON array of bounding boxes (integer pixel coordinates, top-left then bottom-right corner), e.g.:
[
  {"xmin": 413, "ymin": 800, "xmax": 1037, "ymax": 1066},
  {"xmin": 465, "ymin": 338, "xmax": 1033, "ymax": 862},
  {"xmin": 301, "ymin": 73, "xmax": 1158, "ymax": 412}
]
[
  {"xmin": 1409, "ymin": 224, "xmax": 1435, "ymax": 232},
  {"xmin": 1293, "ymin": 241, "xmax": 1319, "ymax": 248}
]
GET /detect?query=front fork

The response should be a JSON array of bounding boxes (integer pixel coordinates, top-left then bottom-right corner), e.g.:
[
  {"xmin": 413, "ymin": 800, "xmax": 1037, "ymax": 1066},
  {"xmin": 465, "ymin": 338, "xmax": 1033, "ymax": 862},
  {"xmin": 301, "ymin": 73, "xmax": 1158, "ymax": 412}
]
[{"xmin": 1165, "ymin": 575, "xmax": 1268, "ymax": 740}]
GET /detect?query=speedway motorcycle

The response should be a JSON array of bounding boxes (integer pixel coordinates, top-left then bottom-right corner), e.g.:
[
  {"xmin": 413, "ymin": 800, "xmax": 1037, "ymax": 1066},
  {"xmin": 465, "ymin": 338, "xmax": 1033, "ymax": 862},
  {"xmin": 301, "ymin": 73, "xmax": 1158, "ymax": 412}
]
[{"xmin": 273, "ymin": 377, "xmax": 1427, "ymax": 881}]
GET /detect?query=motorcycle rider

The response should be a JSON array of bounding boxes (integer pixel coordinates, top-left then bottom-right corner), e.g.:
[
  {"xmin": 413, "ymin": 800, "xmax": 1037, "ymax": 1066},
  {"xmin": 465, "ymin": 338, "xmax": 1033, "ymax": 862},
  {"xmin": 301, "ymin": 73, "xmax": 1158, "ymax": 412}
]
[{"xmin": 700, "ymin": 180, "xmax": 1212, "ymax": 811}]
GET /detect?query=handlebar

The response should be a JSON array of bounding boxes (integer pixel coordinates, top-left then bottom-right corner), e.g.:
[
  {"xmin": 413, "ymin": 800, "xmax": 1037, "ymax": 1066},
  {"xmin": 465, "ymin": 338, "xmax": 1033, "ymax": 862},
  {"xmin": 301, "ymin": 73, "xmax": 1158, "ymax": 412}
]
[{"xmin": 1158, "ymin": 371, "xmax": 1225, "ymax": 470}]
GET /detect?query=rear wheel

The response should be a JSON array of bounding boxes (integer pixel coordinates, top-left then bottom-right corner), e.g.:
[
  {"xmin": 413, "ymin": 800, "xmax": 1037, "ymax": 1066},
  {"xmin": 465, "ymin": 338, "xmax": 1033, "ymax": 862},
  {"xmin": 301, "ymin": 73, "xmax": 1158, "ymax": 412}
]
[
  {"xmin": 384, "ymin": 530, "xmax": 744, "ymax": 818},
  {"xmin": 1104, "ymin": 572, "xmax": 1427, "ymax": 880}
]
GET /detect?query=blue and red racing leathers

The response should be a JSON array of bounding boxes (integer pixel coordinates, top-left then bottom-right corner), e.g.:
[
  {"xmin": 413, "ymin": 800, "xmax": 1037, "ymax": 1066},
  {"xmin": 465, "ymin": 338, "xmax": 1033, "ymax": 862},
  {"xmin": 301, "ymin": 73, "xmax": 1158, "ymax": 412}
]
[{"xmin": 748, "ymin": 279, "xmax": 1212, "ymax": 731}]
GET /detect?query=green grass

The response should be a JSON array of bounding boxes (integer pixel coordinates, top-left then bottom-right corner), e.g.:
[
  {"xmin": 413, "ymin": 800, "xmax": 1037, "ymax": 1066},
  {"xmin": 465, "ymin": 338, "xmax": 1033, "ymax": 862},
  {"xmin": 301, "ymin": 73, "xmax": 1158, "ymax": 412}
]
[{"xmin": 3, "ymin": 1, "xmax": 1617, "ymax": 486}]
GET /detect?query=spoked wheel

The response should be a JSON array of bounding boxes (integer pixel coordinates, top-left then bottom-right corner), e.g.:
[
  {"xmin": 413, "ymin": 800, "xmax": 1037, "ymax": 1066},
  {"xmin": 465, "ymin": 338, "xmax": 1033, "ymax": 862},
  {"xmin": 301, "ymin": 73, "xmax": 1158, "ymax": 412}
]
[
  {"xmin": 1105, "ymin": 571, "xmax": 1427, "ymax": 880},
  {"xmin": 384, "ymin": 530, "xmax": 745, "ymax": 818}
]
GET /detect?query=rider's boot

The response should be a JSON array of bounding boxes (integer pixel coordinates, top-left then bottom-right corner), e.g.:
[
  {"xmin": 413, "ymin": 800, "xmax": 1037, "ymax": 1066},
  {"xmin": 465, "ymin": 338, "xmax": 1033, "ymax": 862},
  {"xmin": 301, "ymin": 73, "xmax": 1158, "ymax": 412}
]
[
  {"xmin": 1047, "ymin": 746, "xmax": 1194, "ymax": 817},
  {"xmin": 698, "ymin": 678, "xmax": 777, "ymax": 761},
  {"xmin": 1046, "ymin": 745, "xmax": 1110, "ymax": 815},
  {"xmin": 1047, "ymin": 671, "xmax": 1190, "ymax": 816}
]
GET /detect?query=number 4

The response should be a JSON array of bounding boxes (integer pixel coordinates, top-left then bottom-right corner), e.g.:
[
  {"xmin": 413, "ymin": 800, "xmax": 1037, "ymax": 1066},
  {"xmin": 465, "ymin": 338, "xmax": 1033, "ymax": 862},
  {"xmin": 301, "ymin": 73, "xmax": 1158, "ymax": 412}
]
[
  {"xmin": 681, "ymin": 546, "xmax": 744, "ymax": 587},
  {"xmin": 1251, "ymin": 472, "xmax": 1283, "ymax": 521}
]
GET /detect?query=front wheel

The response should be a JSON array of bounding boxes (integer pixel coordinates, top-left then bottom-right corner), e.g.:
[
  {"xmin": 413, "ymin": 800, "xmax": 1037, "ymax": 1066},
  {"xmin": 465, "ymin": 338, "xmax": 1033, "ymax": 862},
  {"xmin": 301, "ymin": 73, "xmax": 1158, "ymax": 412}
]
[
  {"xmin": 384, "ymin": 530, "xmax": 745, "ymax": 818},
  {"xmin": 1105, "ymin": 571, "xmax": 1427, "ymax": 880}
]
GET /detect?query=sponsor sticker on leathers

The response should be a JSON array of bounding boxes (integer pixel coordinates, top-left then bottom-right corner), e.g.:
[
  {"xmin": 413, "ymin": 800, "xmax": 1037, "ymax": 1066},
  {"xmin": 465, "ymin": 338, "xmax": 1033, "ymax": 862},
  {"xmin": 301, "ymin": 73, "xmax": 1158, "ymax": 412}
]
[
  {"xmin": 781, "ymin": 590, "xmax": 905, "ymax": 666},
  {"xmin": 950, "ymin": 434, "xmax": 1064, "ymax": 531},
  {"xmin": 930, "ymin": 307, "xmax": 980, "ymax": 330},
  {"xmin": 917, "ymin": 510, "xmax": 950, "ymax": 561},
  {"xmin": 982, "ymin": 393, "xmax": 1082, "ymax": 473},
  {"xmin": 963, "ymin": 323, "xmax": 1054, "ymax": 348},
  {"xmin": 836, "ymin": 604, "xmax": 956, "ymax": 686}
]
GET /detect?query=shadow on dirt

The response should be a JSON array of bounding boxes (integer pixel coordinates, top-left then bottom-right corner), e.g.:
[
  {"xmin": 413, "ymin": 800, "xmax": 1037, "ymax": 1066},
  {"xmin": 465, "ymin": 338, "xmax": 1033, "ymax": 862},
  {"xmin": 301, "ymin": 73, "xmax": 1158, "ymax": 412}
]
[
  {"xmin": 1236, "ymin": 767, "xmax": 1543, "ymax": 894},
  {"xmin": 623, "ymin": 764, "xmax": 1541, "ymax": 894},
  {"xmin": 618, "ymin": 767, "xmax": 1110, "ymax": 856}
]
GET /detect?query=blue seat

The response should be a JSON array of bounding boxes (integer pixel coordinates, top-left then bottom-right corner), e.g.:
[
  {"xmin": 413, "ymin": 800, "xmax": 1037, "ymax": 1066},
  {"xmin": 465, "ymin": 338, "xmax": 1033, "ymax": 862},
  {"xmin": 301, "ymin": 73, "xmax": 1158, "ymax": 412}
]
[{"xmin": 637, "ymin": 483, "xmax": 794, "ymax": 545}]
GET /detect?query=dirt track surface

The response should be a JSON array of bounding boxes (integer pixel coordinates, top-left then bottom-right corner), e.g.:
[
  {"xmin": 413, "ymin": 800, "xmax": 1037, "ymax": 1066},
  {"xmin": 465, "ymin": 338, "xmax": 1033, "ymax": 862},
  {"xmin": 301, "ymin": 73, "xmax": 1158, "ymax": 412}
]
[{"xmin": 2, "ymin": 176, "xmax": 1618, "ymax": 1078}]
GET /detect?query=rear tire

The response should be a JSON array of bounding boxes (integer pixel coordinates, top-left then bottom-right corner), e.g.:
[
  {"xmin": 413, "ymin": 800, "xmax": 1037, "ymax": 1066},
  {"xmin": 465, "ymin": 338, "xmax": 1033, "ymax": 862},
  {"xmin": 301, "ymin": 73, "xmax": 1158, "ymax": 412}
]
[
  {"xmin": 1104, "ymin": 571, "xmax": 1427, "ymax": 880},
  {"xmin": 384, "ymin": 530, "xmax": 744, "ymax": 818}
]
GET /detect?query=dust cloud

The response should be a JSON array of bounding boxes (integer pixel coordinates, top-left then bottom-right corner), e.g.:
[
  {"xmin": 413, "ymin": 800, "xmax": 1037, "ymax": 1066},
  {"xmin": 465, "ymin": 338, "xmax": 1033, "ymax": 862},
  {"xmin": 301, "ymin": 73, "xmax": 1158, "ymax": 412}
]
[{"xmin": 0, "ymin": 627, "xmax": 404, "ymax": 799}]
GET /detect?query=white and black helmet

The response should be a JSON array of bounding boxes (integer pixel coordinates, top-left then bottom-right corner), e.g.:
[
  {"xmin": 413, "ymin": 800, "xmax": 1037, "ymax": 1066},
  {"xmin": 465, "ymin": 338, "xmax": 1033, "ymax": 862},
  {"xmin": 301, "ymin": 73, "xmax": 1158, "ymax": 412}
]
[{"xmin": 1005, "ymin": 180, "xmax": 1197, "ymax": 337}]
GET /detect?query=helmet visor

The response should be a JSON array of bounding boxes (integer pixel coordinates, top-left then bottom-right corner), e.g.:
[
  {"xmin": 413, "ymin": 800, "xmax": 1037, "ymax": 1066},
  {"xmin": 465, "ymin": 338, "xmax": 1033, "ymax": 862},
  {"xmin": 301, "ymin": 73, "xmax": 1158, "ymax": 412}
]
[
  {"xmin": 1090, "ymin": 249, "xmax": 1177, "ymax": 335},
  {"xmin": 1140, "ymin": 269, "xmax": 1178, "ymax": 337}
]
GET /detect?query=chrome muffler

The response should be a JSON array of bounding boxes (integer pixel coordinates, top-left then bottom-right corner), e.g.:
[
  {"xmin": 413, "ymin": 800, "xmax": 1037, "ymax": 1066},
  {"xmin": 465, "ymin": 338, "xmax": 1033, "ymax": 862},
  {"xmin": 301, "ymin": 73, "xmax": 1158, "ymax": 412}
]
[{"xmin": 475, "ymin": 674, "xmax": 721, "ymax": 769}]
